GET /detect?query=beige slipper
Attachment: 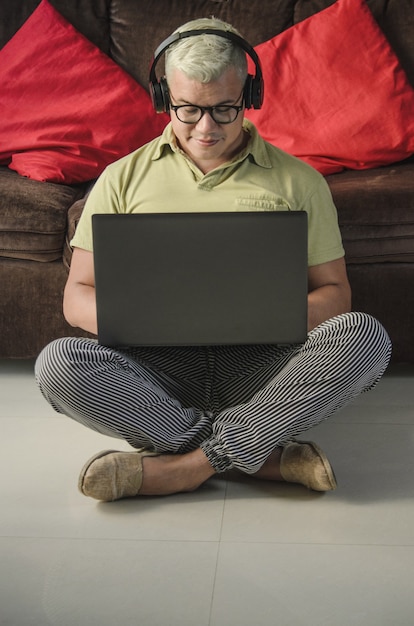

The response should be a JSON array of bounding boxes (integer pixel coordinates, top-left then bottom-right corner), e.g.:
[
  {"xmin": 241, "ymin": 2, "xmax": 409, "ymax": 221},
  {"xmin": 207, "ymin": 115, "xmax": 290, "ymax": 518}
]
[
  {"xmin": 78, "ymin": 449, "xmax": 159, "ymax": 502},
  {"xmin": 280, "ymin": 440, "xmax": 337, "ymax": 491}
]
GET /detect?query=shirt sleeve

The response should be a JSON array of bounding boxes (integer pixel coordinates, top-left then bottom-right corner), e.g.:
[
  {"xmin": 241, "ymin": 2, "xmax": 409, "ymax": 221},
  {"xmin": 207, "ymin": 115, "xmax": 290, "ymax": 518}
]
[
  {"xmin": 70, "ymin": 167, "xmax": 119, "ymax": 251},
  {"xmin": 305, "ymin": 176, "xmax": 345, "ymax": 266}
]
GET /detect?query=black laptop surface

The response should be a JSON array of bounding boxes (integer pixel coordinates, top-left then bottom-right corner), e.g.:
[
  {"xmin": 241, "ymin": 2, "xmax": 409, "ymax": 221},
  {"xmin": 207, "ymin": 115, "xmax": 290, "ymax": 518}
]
[{"xmin": 92, "ymin": 211, "xmax": 308, "ymax": 347}]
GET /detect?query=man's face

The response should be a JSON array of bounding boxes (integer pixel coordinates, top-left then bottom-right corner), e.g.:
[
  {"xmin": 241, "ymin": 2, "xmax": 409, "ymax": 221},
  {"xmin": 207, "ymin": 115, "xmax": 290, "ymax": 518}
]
[{"xmin": 168, "ymin": 66, "xmax": 247, "ymax": 174}]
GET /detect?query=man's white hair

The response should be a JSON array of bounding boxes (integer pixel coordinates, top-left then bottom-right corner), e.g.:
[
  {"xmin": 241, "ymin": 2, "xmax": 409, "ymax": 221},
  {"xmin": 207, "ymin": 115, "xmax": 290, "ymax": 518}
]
[{"xmin": 165, "ymin": 17, "xmax": 248, "ymax": 84}]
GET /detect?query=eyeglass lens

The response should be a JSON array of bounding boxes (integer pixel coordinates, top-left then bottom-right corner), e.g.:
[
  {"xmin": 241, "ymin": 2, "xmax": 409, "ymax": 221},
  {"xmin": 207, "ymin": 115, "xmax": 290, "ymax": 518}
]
[{"xmin": 174, "ymin": 105, "xmax": 241, "ymax": 124}]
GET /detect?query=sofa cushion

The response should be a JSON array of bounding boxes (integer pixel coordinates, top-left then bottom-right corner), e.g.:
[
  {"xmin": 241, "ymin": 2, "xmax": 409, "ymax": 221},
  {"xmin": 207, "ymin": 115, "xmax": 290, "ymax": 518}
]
[
  {"xmin": 0, "ymin": 256, "xmax": 92, "ymax": 358},
  {"xmin": 108, "ymin": 0, "xmax": 296, "ymax": 87},
  {"xmin": 0, "ymin": 0, "xmax": 110, "ymax": 53},
  {"xmin": 0, "ymin": 0, "xmax": 168, "ymax": 184},
  {"xmin": 327, "ymin": 160, "xmax": 414, "ymax": 264},
  {"xmin": 245, "ymin": 0, "xmax": 414, "ymax": 175},
  {"xmin": 294, "ymin": 0, "xmax": 414, "ymax": 88},
  {"xmin": 0, "ymin": 167, "xmax": 85, "ymax": 262}
]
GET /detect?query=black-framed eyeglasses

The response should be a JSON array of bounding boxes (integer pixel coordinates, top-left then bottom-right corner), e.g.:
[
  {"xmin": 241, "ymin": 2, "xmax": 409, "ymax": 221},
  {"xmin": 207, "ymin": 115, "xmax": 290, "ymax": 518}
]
[{"xmin": 169, "ymin": 89, "xmax": 244, "ymax": 125}]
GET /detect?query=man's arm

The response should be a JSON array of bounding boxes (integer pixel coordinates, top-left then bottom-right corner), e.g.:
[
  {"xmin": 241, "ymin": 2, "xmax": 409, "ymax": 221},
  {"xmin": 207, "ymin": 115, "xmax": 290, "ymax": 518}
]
[
  {"xmin": 307, "ymin": 256, "xmax": 351, "ymax": 332},
  {"xmin": 63, "ymin": 247, "xmax": 98, "ymax": 335}
]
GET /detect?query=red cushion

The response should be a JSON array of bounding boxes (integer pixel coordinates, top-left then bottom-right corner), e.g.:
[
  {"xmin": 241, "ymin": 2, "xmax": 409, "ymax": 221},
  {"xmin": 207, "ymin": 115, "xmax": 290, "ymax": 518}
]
[
  {"xmin": 0, "ymin": 0, "xmax": 168, "ymax": 184},
  {"xmin": 246, "ymin": 0, "xmax": 414, "ymax": 175}
]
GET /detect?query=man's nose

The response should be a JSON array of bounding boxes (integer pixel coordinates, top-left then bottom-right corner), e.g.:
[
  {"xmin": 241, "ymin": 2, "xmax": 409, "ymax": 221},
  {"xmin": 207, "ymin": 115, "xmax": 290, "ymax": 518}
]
[{"xmin": 195, "ymin": 110, "xmax": 219, "ymax": 131}]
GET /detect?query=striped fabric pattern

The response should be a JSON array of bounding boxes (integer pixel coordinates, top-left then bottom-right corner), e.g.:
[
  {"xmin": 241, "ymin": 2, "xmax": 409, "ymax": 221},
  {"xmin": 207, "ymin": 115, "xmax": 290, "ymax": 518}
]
[{"xmin": 35, "ymin": 312, "xmax": 391, "ymax": 474}]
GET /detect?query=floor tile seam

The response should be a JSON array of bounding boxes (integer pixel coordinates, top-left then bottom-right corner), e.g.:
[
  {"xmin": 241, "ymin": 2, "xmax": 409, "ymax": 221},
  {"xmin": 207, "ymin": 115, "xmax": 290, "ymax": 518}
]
[
  {"xmin": 205, "ymin": 479, "xmax": 230, "ymax": 624},
  {"xmin": 2, "ymin": 536, "xmax": 414, "ymax": 549},
  {"xmin": 0, "ymin": 414, "xmax": 58, "ymax": 420},
  {"xmin": 347, "ymin": 405, "xmax": 414, "ymax": 411},
  {"xmin": 330, "ymin": 419, "xmax": 414, "ymax": 425},
  {"xmin": 315, "ymin": 415, "xmax": 414, "ymax": 422},
  {"xmin": 0, "ymin": 534, "xmax": 222, "ymax": 544},
  {"xmin": 331, "ymin": 417, "xmax": 414, "ymax": 420},
  {"xmin": 207, "ymin": 541, "xmax": 223, "ymax": 626},
  {"xmin": 218, "ymin": 480, "xmax": 230, "ymax": 537},
  {"xmin": 215, "ymin": 539, "xmax": 414, "ymax": 548}
]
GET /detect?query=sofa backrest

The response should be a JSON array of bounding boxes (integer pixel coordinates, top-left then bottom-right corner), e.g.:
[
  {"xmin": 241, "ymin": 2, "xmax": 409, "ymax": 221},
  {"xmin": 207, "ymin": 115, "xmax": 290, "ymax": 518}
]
[{"xmin": 2, "ymin": 0, "xmax": 414, "ymax": 89}]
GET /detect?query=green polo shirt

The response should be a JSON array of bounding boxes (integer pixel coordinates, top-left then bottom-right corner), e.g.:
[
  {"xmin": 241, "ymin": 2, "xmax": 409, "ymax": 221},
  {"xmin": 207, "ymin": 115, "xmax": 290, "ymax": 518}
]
[{"xmin": 72, "ymin": 120, "xmax": 344, "ymax": 266}]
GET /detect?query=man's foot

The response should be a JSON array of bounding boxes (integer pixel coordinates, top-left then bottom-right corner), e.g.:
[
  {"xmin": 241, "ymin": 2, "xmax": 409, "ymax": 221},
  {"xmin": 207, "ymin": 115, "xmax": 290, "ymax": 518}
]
[
  {"xmin": 280, "ymin": 441, "xmax": 337, "ymax": 491},
  {"xmin": 79, "ymin": 448, "xmax": 215, "ymax": 501},
  {"xmin": 140, "ymin": 449, "xmax": 215, "ymax": 496},
  {"xmin": 78, "ymin": 449, "xmax": 159, "ymax": 501}
]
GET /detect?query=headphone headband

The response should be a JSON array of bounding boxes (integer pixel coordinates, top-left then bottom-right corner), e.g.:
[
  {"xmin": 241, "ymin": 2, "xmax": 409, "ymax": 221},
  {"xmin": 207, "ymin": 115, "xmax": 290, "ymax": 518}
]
[{"xmin": 149, "ymin": 28, "xmax": 264, "ymax": 113}]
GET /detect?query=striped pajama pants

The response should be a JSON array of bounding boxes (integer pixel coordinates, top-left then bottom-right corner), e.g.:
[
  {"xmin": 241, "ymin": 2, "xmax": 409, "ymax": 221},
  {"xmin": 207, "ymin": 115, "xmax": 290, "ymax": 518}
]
[{"xmin": 35, "ymin": 312, "xmax": 391, "ymax": 474}]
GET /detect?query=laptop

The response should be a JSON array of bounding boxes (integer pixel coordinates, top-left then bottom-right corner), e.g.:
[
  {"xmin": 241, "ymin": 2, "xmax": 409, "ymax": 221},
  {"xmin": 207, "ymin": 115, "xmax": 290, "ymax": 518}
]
[{"xmin": 92, "ymin": 211, "xmax": 308, "ymax": 347}]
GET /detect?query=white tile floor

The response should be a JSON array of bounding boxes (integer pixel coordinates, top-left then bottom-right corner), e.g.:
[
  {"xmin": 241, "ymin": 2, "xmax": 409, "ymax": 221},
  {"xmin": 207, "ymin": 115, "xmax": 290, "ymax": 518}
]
[{"xmin": 1, "ymin": 358, "xmax": 413, "ymax": 626}]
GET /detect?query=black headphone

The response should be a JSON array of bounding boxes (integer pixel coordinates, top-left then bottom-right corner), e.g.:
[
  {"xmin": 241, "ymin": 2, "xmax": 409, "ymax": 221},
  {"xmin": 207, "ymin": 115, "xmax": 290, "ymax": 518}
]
[{"xmin": 149, "ymin": 29, "xmax": 264, "ymax": 114}]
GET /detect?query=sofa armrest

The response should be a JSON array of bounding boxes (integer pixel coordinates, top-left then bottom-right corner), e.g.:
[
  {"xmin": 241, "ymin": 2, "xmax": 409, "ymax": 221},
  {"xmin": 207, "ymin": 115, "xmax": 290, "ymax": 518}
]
[{"xmin": 63, "ymin": 197, "xmax": 88, "ymax": 270}]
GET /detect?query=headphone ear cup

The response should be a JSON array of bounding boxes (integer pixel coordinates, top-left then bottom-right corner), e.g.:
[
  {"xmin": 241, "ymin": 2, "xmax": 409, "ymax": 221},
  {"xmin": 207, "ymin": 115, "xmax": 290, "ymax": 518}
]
[
  {"xmin": 243, "ymin": 75, "xmax": 253, "ymax": 110},
  {"xmin": 243, "ymin": 74, "xmax": 264, "ymax": 110},
  {"xmin": 150, "ymin": 77, "xmax": 170, "ymax": 113},
  {"xmin": 252, "ymin": 75, "xmax": 264, "ymax": 109}
]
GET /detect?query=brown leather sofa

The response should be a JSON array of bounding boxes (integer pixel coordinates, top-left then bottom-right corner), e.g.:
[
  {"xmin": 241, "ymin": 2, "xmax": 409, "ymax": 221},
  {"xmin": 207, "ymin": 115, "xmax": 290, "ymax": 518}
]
[{"xmin": 1, "ymin": 0, "xmax": 413, "ymax": 361}]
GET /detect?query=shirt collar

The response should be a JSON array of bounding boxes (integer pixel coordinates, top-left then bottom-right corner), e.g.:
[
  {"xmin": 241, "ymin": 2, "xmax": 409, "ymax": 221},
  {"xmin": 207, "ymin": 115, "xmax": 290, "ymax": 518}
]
[{"xmin": 152, "ymin": 119, "xmax": 272, "ymax": 169}]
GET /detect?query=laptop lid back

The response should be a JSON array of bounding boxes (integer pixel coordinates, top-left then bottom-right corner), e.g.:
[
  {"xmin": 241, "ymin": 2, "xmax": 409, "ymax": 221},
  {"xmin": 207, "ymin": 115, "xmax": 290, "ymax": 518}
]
[{"xmin": 92, "ymin": 211, "xmax": 308, "ymax": 347}]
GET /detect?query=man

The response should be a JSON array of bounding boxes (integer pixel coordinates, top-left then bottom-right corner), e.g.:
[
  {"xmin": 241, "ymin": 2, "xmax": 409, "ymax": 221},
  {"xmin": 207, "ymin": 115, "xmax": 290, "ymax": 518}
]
[{"xmin": 35, "ymin": 18, "xmax": 392, "ymax": 502}]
